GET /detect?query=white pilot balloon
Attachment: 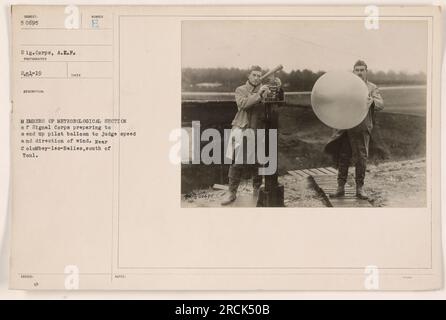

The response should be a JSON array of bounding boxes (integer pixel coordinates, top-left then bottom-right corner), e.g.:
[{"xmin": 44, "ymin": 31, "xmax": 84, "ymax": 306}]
[{"xmin": 311, "ymin": 71, "xmax": 369, "ymax": 130}]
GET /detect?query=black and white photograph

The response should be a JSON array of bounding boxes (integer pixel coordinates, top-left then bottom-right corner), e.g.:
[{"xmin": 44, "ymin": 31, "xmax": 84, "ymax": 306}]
[
  {"xmin": 5, "ymin": 4, "xmax": 443, "ymax": 293},
  {"xmin": 181, "ymin": 19, "xmax": 428, "ymax": 208}
]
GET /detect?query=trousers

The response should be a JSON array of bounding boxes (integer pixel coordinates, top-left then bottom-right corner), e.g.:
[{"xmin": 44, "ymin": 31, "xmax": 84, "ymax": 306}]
[{"xmin": 337, "ymin": 130, "xmax": 370, "ymax": 187}]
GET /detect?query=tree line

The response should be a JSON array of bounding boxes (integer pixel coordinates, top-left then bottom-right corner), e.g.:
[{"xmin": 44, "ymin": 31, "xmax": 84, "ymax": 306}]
[{"xmin": 182, "ymin": 67, "xmax": 426, "ymax": 92}]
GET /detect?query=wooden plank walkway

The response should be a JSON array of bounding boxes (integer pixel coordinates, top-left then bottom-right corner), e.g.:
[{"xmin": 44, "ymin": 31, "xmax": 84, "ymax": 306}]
[
  {"xmin": 287, "ymin": 166, "xmax": 372, "ymax": 207},
  {"xmin": 310, "ymin": 174, "xmax": 372, "ymax": 207},
  {"xmin": 214, "ymin": 164, "xmax": 378, "ymax": 208},
  {"xmin": 287, "ymin": 166, "xmax": 337, "ymax": 178}
]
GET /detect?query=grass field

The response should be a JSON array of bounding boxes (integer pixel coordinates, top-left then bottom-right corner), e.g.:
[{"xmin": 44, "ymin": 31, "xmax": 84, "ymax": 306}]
[
  {"xmin": 276, "ymin": 105, "xmax": 426, "ymax": 174},
  {"xmin": 182, "ymin": 85, "xmax": 427, "ymax": 116}
]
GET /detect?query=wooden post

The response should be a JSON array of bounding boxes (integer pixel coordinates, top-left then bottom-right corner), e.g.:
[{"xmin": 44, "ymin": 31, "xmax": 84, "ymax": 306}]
[{"xmin": 257, "ymin": 85, "xmax": 285, "ymax": 207}]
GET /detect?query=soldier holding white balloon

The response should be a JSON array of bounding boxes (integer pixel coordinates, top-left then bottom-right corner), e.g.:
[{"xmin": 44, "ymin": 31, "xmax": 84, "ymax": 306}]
[{"xmin": 324, "ymin": 60, "xmax": 384, "ymax": 199}]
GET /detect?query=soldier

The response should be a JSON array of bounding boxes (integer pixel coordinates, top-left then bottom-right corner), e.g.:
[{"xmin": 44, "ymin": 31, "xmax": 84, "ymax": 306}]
[
  {"xmin": 324, "ymin": 60, "xmax": 384, "ymax": 199},
  {"xmin": 221, "ymin": 65, "xmax": 270, "ymax": 206}
]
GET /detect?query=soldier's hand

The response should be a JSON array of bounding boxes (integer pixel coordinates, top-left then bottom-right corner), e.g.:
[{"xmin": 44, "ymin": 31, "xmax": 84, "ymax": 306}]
[
  {"xmin": 259, "ymin": 85, "xmax": 270, "ymax": 100},
  {"xmin": 367, "ymin": 95, "xmax": 373, "ymax": 106},
  {"xmin": 259, "ymin": 85, "xmax": 269, "ymax": 94}
]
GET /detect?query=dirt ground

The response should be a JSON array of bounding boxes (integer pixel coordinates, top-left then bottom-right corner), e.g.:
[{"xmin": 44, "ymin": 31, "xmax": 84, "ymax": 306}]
[
  {"xmin": 181, "ymin": 101, "xmax": 427, "ymax": 207},
  {"xmin": 181, "ymin": 158, "xmax": 426, "ymax": 208},
  {"xmin": 181, "ymin": 103, "xmax": 426, "ymax": 194},
  {"xmin": 363, "ymin": 158, "xmax": 426, "ymax": 207}
]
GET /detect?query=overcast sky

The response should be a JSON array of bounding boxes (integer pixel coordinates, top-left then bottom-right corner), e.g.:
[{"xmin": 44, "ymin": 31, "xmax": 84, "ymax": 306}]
[{"xmin": 182, "ymin": 19, "xmax": 428, "ymax": 74}]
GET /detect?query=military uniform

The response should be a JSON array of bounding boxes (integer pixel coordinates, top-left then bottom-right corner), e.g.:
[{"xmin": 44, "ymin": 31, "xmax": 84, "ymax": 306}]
[
  {"xmin": 324, "ymin": 81, "xmax": 384, "ymax": 188},
  {"xmin": 226, "ymin": 80, "xmax": 265, "ymax": 197}
]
